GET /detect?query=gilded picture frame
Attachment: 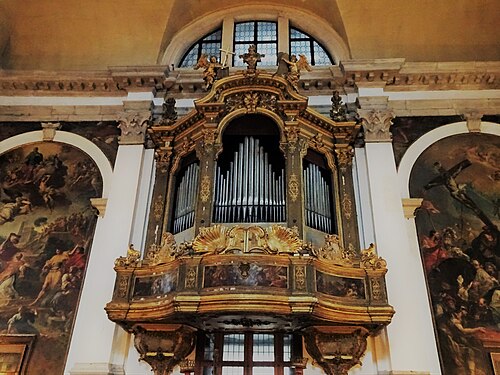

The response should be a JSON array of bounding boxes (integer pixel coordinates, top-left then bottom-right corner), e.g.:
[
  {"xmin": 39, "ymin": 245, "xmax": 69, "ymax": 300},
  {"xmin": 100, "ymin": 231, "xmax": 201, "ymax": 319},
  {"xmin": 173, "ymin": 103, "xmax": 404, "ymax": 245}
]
[{"xmin": 0, "ymin": 335, "xmax": 36, "ymax": 375}]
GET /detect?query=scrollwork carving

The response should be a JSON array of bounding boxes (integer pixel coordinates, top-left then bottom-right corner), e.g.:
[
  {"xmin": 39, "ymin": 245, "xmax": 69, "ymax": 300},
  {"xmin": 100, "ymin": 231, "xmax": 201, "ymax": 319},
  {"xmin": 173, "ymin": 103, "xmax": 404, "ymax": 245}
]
[
  {"xmin": 360, "ymin": 243, "xmax": 387, "ymax": 270},
  {"xmin": 115, "ymin": 244, "xmax": 141, "ymax": 268},
  {"xmin": 314, "ymin": 234, "xmax": 356, "ymax": 266}
]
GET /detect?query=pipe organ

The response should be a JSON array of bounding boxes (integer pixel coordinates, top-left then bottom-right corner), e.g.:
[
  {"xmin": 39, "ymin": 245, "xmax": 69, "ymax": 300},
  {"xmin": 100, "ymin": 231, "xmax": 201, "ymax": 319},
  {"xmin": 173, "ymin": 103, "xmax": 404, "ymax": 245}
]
[
  {"xmin": 109, "ymin": 72, "xmax": 389, "ymax": 375},
  {"xmin": 303, "ymin": 162, "xmax": 333, "ymax": 233},
  {"xmin": 173, "ymin": 162, "xmax": 199, "ymax": 233},
  {"xmin": 213, "ymin": 136, "xmax": 285, "ymax": 223}
]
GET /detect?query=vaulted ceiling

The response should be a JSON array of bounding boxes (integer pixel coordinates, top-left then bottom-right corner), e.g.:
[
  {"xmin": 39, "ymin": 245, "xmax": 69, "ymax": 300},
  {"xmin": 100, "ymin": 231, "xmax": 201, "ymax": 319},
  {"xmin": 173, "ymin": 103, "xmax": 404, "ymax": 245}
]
[{"xmin": 0, "ymin": 0, "xmax": 498, "ymax": 71}]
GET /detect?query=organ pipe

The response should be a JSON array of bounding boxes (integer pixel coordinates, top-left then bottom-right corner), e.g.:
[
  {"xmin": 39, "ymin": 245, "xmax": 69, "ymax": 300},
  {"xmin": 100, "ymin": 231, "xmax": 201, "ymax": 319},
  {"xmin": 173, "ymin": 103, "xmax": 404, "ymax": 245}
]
[
  {"xmin": 173, "ymin": 163, "xmax": 200, "ymax": 233},
  {"xmin": 214, "ymin": 136, "xmax": 285, "ymax": 223},
  {"xmin": 303, "ymin": 163, "xmax": 333, "ymax": 233}
]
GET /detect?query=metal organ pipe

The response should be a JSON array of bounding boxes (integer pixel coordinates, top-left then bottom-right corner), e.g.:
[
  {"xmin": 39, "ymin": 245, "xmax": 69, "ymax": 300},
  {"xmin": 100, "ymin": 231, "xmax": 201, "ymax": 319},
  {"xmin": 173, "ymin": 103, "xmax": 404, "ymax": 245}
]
[
  {"xmin": 303, "ymin": 163, "xmax": 333, "ymax": 233},
  {"xmin": 173, "ymin": 163, "xmax": 200, "ymax": 233},
  {"xmin": 214, "ymin": 136, "xmax": 285, "ymax": 223}
]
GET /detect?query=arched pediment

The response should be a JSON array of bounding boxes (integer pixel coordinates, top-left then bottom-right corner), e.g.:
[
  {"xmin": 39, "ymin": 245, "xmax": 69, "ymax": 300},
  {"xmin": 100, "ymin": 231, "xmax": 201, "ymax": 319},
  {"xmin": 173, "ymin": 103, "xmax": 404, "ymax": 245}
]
[{"xmin": 149, "ymin": 72, "xmax": 360, "ymax": 150}]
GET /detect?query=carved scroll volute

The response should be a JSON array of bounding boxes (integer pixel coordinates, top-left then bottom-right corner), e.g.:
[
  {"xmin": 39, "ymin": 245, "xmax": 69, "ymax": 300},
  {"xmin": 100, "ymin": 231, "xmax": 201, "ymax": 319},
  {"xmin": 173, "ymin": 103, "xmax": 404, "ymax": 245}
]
[
  {"xmin": 334, "ymin": 146, "xmax": 353, "ymax": 172},
  {"xmin": 303, "ymin": 326, "xmax": 369, "ymax": 375},
  {"xmin": 133, "ymin": 324, "xmax": 196, "ymax": 375}
]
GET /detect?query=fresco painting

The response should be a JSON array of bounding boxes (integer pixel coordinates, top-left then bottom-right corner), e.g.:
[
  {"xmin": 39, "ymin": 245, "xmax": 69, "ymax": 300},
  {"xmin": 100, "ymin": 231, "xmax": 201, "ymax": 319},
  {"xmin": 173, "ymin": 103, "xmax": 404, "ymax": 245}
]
[
  {"xmin": 203, "ymin": 264, "xmax": 288, "ymax": 289},
  {"xmin": 316, "ymin": 271, "xmax": 365, "ymax": 300},
  {"xmin": 410, "ymin": 133, "xmax": 500, "ymax": 375},
  {"xmin": 0, "ymin": 141, "xmax": 103, "ymax": 374}
]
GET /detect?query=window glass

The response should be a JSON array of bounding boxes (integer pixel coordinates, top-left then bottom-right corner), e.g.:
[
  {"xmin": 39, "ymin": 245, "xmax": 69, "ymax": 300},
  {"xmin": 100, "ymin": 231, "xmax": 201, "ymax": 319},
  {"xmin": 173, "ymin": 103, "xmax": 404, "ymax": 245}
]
[
  {"xmin": 179, "ymin": 28, "xmax": 222, "ymax": 67},
  {"xmin": 233, "ymin": 21, "xmax": 277, "ymax": 66},
  {"xmin": 223, "ymin": 334, "xmax": 245, "ymax": 361},
  {"xmin": 253, "ymin": 367, "xmax": 275, "ymax": 375},
  {"xmin": 222, "ymin": 367, "xmax": 244, "ymax": 375},
  {"xmin": 290, "ymin": 26, "xmax": 333, "ymax": 65},
  {"xmin": 253, "ymin": 334, "xmax": 274, "ymax": 361}
]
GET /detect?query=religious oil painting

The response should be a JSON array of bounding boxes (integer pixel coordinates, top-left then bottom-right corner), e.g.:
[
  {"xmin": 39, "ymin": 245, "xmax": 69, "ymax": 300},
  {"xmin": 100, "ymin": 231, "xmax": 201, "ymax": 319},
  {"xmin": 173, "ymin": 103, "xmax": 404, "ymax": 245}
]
[
  {"xmin": 316, "ymin": 271, "xmax": 366, "ymax": 300},
  {"xmin": 132, "ymin": 271, "xmax": 177, "ymax": 299},
  {"xmin": 203, "ymin": 264, "xmax": 288, "ymax": 289},
  {"xmin": 0, "ymin": 141, "xmax": 102, "ymax": 374},
  {"xmin": 410, "ymin": 133, "xmax": 500, "ymax": 375}
]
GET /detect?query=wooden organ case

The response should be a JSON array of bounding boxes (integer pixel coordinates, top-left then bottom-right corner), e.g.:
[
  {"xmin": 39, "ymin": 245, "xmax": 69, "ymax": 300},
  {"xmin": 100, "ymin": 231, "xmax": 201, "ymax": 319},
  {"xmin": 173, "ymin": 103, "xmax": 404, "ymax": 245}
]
[{"xmin": 106, "ymin": 72, "xmax": 394, "ymax": 375}]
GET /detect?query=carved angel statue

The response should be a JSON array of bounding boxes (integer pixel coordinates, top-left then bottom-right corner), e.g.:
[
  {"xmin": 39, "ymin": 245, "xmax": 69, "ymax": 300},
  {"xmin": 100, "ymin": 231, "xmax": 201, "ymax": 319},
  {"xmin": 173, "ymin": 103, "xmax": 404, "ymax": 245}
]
[
  {"xmin": 194, "ymin": 54, "xmax": 222, "ymax": 90},
  {"xmin": 275, "ymin": 53, "xmax": 312, "ymax": 91}
]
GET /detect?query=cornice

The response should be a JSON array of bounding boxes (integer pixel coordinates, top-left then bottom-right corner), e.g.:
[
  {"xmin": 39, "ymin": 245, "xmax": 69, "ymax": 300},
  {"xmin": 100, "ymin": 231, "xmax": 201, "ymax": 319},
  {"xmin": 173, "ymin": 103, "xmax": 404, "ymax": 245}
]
[{"xmin": 0, "ymin": 60, "xmax": 498, "ymax": 98}]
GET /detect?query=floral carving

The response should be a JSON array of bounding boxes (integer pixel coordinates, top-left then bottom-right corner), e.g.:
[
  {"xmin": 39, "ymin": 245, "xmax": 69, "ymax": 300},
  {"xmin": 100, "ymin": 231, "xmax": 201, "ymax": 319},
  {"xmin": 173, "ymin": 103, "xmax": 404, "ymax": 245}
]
[
  {"xmin": 199, "ymin": 175, "xmax": 211, "ymax": 202},
  {"xmin": 288, "ymin": 173, "xmax": 299, "ymax": 202},
  {"xmin": 294, "ymin": 266, "xmax": 306, "ymax": 291},
  {"xmin": 185, "ymin": 267, "xmax": 197, "ymax": 289},
  {"xmin": 243, "ymin": 92, "xmax": 260, "ymax": 112},
  {"xmin": 117, "ymin": 276, "xmax": 129, "ymax": 298},
  {"xmin": 335, "ymin": 147, "xmax": 353, "ymax": 170}
]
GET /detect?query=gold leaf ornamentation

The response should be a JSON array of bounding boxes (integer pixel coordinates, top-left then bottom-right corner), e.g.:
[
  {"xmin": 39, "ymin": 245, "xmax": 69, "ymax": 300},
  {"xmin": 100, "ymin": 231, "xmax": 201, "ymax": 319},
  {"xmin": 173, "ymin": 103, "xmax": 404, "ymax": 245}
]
[
  {"xmin": 199, "ymin": 175, "xmax": 211, "ymax": 202},
  {"xmin": 192, "ymin": 225, "xmax": 228, "ymax": 254},
  {"xmin": 288, "ymin": 173, "xmax": 299, "ymax": 202},
  {"xmin": 360, "ymin": 243, "xmax": 387, "ymax": 270},
  {"xmin": 265, "ymin": 225, "xmax": 304, "ymax": 254}
]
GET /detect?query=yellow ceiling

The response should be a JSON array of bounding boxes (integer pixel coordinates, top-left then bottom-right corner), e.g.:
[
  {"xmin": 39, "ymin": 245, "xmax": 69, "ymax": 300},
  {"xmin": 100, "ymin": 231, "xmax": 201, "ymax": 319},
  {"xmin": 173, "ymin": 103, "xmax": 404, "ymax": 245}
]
[{"xmin": 0, "ymin": 0, "xmax": 498, "ymax": 71}]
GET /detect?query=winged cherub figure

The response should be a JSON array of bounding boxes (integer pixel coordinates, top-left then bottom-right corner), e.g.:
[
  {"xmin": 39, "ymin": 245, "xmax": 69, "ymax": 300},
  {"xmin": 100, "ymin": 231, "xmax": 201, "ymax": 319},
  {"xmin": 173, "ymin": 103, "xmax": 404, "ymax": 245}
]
[
  {"xmin": 194, "ymin": 54, "xmax": 221, "ymax": 90},
  {"xmin": 276, "ymin": 53, "xmax": 312, "ymax": 91}
]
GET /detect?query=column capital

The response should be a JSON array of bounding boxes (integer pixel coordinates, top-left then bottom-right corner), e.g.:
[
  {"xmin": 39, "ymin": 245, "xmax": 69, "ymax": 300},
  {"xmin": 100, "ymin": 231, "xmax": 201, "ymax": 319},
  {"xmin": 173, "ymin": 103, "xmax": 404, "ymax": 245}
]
[
  {"xmin": 117, "ymin": 111, "xmax": 151, "ymax": 145},
  {"xmin": 358, "ymin": 108, "xmax": 395, "ymax": 143}
]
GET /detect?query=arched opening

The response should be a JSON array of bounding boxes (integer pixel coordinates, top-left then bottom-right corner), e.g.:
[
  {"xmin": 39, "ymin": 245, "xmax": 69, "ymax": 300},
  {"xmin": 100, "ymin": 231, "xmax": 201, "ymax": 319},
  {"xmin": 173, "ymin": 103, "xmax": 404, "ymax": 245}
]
[{"xmin": 213, "ymin": 114, "xmax": 285, "ymax": 223}]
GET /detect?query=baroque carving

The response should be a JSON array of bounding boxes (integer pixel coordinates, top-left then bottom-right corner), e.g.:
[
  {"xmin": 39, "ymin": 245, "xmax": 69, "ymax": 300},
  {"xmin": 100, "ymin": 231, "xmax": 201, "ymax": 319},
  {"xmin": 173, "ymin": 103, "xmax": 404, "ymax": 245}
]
[
  {"xmin": 115, "ymin": 244, "xmax": 141, "ymax": 267},
  {"xmin": 185, "ymin": 267, "xmax": 197, "ymax": 289},
  {"xmin": 146, "ymin": 233, "xmax": 177, "ymax": 265},
  {"xmin": 314, "ymin": 234, "xmax": 356, "ymax": 266},
  {"xmin": 341, "ymin": 187, "xmax": 353, "ymax": 220},
  {"xmin": 370, "ymin": 278, "xmax": 386, "ymax": 301},
  {"xmin": 359, "ymin": 109, "xmax": 394, "ymax": 143},
  {"xmin": 155, "ymin": 148, "xmax": 173, "ymax": 174},
  {"xmin": 153, "ymin": 194, "xmax": 164, "ymax": 222},
  {"xmin": 133, "ymin": 325, "xmax": 196, "ymax": 375},
  {"xmin": 199, "ymin": 175, "xmax": 211, "ymax": 203},
  {"xmin": 239, "ymin": 44, "xmax": 264, "ymax": 75},
  {"xmin": 330, "ymin": 91, "xmax": 347, "ymax": 122},
  {"xmin": 288, "ymin": 173, "xmax": 300, "ymax": 202},
  {"xmin": 335, "ymin": 147, "xmax": 353, "ymax": 171},
  {"xmin": 360, "ymin": 243, "xmax": 387, "ymax": 270},
  {"xmin": 118, "ymin": 112, "xmax": 151, "ymax": 145},
  {"xmin": 191, "ymin": 225, "xmax": 306, "ymax": 256},
  {"xmin": 116, "ymin": 275, "xmax": 129, "ymax": 299},
  {"xmin": 160, "ymin": 96, "xmax": 178, "ymax": 125},
  {"xmin": 243, "ymin": 92, "xmax": 260, "ymax": 112},
  {"xmin": 303, "ymin": 326, "xmax": 370, "ymax": 375},
  {"xmin": 294, "ymin": 265, "xmax": 306, "ymax": 291}
]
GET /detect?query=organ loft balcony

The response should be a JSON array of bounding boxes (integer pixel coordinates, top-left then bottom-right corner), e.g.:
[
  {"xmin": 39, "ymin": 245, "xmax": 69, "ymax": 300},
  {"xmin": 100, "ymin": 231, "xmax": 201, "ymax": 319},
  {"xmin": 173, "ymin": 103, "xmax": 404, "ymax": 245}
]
[{"xmin": 106, "ymin": 68, "xmax": 394, "ymax": 375}]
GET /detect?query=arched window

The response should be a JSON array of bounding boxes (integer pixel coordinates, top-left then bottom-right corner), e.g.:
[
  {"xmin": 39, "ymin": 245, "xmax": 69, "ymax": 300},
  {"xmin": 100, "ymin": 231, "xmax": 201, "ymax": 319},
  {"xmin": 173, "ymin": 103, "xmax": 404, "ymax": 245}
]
[
  {"xmin": 290, "ymin": 27, "xmax": 333, "ymax": 65},
  {"xmin": 178, "ymin": 22, "xmax": 334, "ymax": 68},
  {"xmin": 179, "ymin": 28, "xmax": 222, "ymax": 68}
]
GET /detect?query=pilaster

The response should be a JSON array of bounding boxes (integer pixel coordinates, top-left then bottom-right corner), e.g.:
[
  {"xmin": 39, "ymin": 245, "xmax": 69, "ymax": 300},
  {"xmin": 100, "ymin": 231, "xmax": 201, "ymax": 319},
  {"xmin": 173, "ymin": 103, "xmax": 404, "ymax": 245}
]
[
  {"xmin": 356, "ymin": 99, "xmax": 441, "ymax": 375},
  {"xmin": 66, "ymin": 99, "xmax": 153, "ymax": 375}
]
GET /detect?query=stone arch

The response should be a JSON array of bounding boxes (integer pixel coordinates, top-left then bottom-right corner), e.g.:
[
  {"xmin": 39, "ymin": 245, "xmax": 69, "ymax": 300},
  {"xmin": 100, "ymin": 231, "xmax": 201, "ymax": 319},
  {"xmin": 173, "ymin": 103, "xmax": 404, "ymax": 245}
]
[{"xmin": 0, "ymin": 130, "xmax": 113, "ymax": 197}]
